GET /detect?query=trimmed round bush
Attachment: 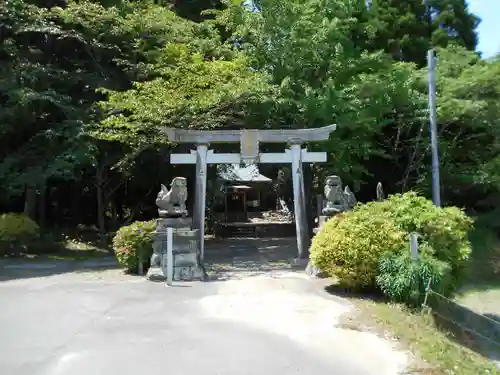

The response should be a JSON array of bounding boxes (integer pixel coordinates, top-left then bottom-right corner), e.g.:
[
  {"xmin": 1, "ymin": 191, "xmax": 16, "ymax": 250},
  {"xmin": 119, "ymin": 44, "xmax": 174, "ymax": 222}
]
[
  {"xmin": 112, "ymin": 220, "xmax": 155, "ymax": 273},
  {"xmin": 0, "ymin": 213, "xmax": 40, "ymax": 256},
  {"xmin": 310, "ymin": 192, "xmax": 473, "ymax": 300},
  {"xmin": 310, "ymin": 209, "xmax": 407, "ymax": 289}
]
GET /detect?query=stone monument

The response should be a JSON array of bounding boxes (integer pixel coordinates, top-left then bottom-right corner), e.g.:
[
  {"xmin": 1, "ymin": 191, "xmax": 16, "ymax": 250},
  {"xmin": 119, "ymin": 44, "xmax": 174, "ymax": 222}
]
[
  {"xmin": 376, "ymin": 182, "xmax": 385, "ymax": 201},
  {"xmin": 147, "ymin": 177, "xmax": 205, "ymax": 282}
]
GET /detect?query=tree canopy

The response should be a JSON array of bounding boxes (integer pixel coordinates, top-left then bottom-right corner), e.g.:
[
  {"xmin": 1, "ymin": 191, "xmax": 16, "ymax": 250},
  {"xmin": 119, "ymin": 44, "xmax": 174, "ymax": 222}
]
[{"xmin": 0, "ymin": 0, "xmax": 498, "ymax": 235}]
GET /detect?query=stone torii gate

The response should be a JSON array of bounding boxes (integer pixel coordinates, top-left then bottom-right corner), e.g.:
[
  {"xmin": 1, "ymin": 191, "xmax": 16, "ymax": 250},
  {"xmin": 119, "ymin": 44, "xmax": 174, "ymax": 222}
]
[{"xmin": 163, "ymin": 125, "xmax": 336, "ymax": 264}]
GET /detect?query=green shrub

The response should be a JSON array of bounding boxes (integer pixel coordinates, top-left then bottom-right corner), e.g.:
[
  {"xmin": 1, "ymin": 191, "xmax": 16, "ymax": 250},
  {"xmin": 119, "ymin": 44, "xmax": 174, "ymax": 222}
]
[
  {"xmin": 0, "ymin": 213, "xmax": 40, "ymax": 255},
  {"xmin": 112, "ymin": 220, "xmax": 155, "ymax": 273},
  {"xmin": 310, "ymin": 192, "xmax": 473, "ymax": 300},
  {"xmin": 374, "ymin": 192, "xmax": 473, "ymax": 289},
  {"xmin": 310, "ymin": 210, "xmax": 407, "ymax": 289},
  {"xmin": 377, "ymin": 250, "xmax": 453, "ymax": 307}
]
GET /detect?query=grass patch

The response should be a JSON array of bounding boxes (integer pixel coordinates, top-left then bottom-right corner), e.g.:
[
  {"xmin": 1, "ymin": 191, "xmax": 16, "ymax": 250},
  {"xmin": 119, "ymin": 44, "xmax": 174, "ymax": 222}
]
[
  {"xmin": 457, "ymin": 220, "xmax": 500, "ymax": 316},
  {"xmin": 339, "ymin": 296, "xmax": 500, "ymax": 375},
  {"xmin": 466, "ymin": 223, "xmax": 500, "ymax": 289},
  {"xmin": 2, "ymin": 228, "xmax": 111, "ymax": 262},
  {"xmin": 330, "ymin": 215, "xmax": 500, "ymax": 374}
]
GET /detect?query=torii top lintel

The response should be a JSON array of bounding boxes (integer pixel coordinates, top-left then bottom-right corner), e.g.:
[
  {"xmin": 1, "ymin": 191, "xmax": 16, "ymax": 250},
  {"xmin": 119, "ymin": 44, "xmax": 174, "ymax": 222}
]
[{"xmin": 162, "ymin": 124, "xmax": 337, "ymax": 144}]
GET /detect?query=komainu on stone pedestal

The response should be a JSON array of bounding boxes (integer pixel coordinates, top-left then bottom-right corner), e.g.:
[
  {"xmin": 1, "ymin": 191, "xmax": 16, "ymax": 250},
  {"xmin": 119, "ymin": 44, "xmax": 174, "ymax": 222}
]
[
  {"xmin": 147, "ymin": 176, "xmax": 205, "ymax": 282},
  {"xmin": 321, "ymin": 175, "xmax": 357, "ymax": 216},
  {"xmin": 313, "ymin": 175, "xmax": 357, "ymax": 236},
  {"xmin": 155, "ymin": 177, "xmax": 188, "ymax": 218},
  {"xmin": 322, "ymin": 175, "xmax": 346, "ymax": 216}
]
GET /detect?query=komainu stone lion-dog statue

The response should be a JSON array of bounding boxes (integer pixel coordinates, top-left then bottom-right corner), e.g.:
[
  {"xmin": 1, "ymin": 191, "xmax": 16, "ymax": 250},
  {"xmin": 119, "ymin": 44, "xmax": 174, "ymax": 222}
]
[{"xmin": 155, "ymin": 177, "xmax": 188, "ymax": 217}]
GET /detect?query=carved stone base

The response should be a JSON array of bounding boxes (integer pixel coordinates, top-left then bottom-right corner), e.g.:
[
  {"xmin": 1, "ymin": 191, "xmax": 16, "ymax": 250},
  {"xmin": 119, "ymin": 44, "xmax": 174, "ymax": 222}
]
[
  {"xmin": 305, "ymin": 261, "xmax": 328, "ymax": 278},
  {"xmin": 321, "ymin": 207, "xmax": 342, "ymax": 216},
  {"xmin": 156, "ymin": 217, "xmax": 192, "ymax": 231},
  {"xmin": 158, "ymin": 208, "xmax": 188, "ymax": 218},
  {"xmin": 147, "ymin": 265, "xmax": 206, "ymax": 282},
  {"xmin": 290, "ymin": 257, "xmax": 309, "ymax": 269},
  {"xmin": 146, "ymin": 266, "xmax": 166, "ymax": 282},
  {"xmin": 147, "ymin": 218, "xmax": 205, "ymax": 282}
]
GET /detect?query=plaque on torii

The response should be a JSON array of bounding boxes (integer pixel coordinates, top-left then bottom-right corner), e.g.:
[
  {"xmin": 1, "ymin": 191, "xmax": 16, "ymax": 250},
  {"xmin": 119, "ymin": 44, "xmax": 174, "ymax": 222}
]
[{"xmin": 163, "ymin": 125, "xmax": 337, "ymax": 265}]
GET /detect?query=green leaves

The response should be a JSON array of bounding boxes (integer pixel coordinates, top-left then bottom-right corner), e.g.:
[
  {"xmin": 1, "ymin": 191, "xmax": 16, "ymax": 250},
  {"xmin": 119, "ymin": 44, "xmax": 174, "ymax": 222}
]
[
  {"xmin": 377, "ymin": 251, "xmax": 453, "ymax": 307},
  {"xmin": 100, "ymin": 47, "xmax": 271, "ymax": 137},
  {"xmin": 1, "ymin": 0, "xmax": 499, "ymax": 217},
  {"xmin": 112, "ymin": 219, "xmax": 156, "ymax": 274},
  {"xmin": 312, "ymin": 192, "xmax": 473, "ymax": 305},
  {"xmin": 428, "ymin": 47, "xmax": 500, "ymax": 196}
]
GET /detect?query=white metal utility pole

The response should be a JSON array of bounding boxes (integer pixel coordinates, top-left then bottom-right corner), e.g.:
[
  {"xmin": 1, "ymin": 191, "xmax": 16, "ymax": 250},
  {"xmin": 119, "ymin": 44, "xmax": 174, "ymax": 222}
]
[{"xmin": 428, "ymin": 49, "xmax": 441, "ymax": 207}]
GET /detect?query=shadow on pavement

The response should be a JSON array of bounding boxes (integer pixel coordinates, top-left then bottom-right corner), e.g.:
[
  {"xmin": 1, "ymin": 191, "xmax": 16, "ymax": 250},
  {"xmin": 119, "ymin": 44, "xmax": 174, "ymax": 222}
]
[
  {"xmin": 323, "ymin": 284, "xmax": 386, "ymax": 302},
  {"xmin": 1, "ymin": 237, "xmax": 302, "ymax": 283},
  {"xmin": 204, "ymin": 237, "xmax": 303, "ymax": 282},
  {"xmin": 0, "ymin": 257, "xmax": 121, "ymax": 282}
]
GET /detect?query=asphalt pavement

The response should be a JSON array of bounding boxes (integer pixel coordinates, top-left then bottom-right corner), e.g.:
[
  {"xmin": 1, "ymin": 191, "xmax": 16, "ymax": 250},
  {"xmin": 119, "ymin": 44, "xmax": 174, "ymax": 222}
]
[{"xmin": 0, "ymin": 264, "xmax": 407, "ymax": 375}]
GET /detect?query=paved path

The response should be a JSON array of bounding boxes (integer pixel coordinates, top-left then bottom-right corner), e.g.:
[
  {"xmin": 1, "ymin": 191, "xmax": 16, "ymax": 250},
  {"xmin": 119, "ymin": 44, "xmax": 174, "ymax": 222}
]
[{"xmin": 0, "ymin": 239, "xmax": 408, "ymax": 375}]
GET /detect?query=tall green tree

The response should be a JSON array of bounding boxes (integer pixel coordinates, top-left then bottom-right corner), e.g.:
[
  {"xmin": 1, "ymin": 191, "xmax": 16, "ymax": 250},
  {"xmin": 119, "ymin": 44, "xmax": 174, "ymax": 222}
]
[
  {"xmin": 420, "ymin": 46, "xmax": 500, "ymax": 207},
  {"xmin": 167, "ymin": 0, "xmax": 225, "ymax": 22},
  {"xmin": 364, "ymin": 0, "xmax": 479, "ymax": 65},
  {"xmin": 215, "ymin": 0, "xmax": 420, "ymax": 185},
  {"xmin": 0, "ymin": 0, "xmax": 229, "ymax": 230},
  {"xmin": 0, "ymin": 0, "xmax": 94, "ymax": 200}
]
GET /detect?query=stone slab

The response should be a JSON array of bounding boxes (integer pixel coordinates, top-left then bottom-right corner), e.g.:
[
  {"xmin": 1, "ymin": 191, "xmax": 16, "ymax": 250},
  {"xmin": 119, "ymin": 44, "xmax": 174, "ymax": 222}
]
[
  {"xmin": 173, "ymin": 252, "xmax": 198, "ymax": 267},
  {"xmin": 146, "ymin": 266, "xmax": 165, "ymax": 281},
  {"xmin": 156, "ymin": 217, "xmax": 192, "ymax": 231}
]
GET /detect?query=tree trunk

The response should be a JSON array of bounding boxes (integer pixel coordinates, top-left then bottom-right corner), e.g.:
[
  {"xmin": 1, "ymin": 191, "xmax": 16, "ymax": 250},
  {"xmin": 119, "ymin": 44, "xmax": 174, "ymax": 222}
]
[
  {"xmin": 72, "ymin": 181, "xmax": 80, "ymax": 226},
  {"xmin": 23, "ymin": 184, "xmax": 37, "ymax": 220},
  {"xmin": 38, "ymin": 181, "xmax": 47, "ymax": 227},
  {"xmin": 96, "ymin": 167, "xmax": 107, "ymax": 249},
  {"xmin": 110, "ymin": 200, "xmax": 118, "ymax": 231}
]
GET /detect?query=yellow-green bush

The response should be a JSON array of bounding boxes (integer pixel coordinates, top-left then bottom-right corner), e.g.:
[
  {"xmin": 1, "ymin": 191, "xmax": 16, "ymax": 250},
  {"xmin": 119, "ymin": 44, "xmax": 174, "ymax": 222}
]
[
  {"xmin": 310, "ymin": 210, "xmax": 407, "ymax": 289},
  {"xmin": 0, "ymin": 213, "xmax": 40, "ymax": 255},
  {"xmin": 112, "ymin": 220, "xmax": 155, "ymax": 273},
  {"xmin": 373, "ymin": 192, "xmax": 473, "ymax": 288},
  {"xmin": 310, "ymin": 192, "xmax": 473, "ymax": 296}
]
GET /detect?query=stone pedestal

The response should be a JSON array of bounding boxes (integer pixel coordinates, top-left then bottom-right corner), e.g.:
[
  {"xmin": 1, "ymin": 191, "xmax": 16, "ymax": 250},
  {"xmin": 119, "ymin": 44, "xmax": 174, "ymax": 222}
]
[
  {"xmin": 147, "ymin": 217, "xmax": 205, "ymax": 282},
  {"xmin": 313, "ymin": 215, "xmax": 335, "ymax": 234}
]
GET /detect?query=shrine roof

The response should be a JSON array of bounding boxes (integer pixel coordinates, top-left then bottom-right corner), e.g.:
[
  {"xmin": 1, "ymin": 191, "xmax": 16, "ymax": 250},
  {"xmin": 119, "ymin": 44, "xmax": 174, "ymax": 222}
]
[{"xmin": 217, "ymin": 164, "xmax": 272, "ymax": 183}]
